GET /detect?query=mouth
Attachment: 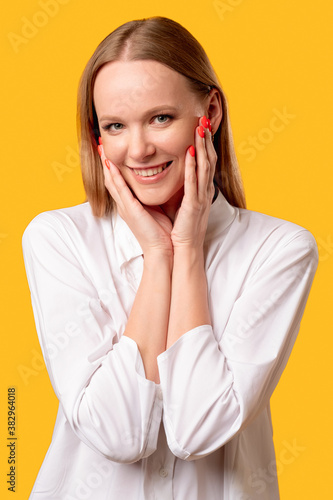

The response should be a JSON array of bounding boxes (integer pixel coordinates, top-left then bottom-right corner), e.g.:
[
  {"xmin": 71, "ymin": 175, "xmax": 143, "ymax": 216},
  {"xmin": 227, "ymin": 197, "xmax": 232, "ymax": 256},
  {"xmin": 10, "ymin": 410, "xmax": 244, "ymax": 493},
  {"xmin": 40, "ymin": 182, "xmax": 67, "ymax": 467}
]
[{"xmin": 131, "ymin": 161, "xmax": 172, "ymax": 178}]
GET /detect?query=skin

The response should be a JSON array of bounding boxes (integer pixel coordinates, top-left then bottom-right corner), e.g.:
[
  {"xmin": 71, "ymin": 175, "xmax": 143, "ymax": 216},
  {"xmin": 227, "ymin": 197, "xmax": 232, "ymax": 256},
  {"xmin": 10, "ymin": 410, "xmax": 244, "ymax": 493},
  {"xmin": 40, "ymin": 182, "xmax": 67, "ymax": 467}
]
[{"xmin": 93, "ymin": 60, "xmax": 223, "ymax": 382}]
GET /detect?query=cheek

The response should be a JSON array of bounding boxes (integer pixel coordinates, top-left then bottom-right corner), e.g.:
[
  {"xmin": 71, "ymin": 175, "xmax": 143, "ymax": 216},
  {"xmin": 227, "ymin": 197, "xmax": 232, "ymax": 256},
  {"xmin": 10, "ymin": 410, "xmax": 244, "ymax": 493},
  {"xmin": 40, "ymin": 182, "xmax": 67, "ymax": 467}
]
[
  {"xmin": 102, "ymin": 138, "xmax": 124, "ymax": 164},
  {"xmin": 159, "ymin": 124, "xmax": 196, "ymax": 156}
]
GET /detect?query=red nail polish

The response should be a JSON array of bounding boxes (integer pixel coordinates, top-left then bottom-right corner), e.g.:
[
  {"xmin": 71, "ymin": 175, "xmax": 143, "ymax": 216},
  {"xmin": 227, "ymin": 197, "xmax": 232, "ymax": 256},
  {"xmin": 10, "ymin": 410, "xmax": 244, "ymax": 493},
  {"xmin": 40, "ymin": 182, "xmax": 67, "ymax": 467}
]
[
  {"xmin": 98, "ymin": 136, "xmax": 102, "ymax": 145},
  {"xmin": 97, "ymin": 145, "xmax": 102, "ymax": 157},
  {"xmin": 201, "ymin": 116, "xmax": 209, "ymax": 129},
  {"xmin": 189, "ymin": 145, "xmax": 195, "ymax": 157},
  {"xmin": 208, "ymin": 119, "xmax": 212, "ymax": 132},
  {"xmin": 198, "ymin": 125, "xmax": 205, "ymax": 138},
  {"xmin": 105, "ymin": 159, "xmax": 111, "ymax": 170}
]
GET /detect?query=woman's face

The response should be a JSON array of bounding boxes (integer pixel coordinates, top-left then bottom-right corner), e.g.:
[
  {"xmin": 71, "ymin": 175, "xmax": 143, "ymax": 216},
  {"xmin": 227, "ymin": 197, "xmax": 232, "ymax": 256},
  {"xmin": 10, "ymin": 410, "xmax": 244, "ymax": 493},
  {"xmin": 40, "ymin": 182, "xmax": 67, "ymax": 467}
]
[{"xmin": 93, "ymin": 60, "xmax": 207, "ymax": 209}]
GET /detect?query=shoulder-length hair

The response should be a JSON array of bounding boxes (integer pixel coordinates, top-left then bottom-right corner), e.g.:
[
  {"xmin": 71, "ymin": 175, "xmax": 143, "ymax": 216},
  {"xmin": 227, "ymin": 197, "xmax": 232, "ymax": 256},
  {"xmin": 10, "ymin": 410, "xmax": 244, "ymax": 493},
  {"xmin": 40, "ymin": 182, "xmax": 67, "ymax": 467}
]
[{"xmin": 77, "ymin": 16, "xmax": 246, "ymax": 217}]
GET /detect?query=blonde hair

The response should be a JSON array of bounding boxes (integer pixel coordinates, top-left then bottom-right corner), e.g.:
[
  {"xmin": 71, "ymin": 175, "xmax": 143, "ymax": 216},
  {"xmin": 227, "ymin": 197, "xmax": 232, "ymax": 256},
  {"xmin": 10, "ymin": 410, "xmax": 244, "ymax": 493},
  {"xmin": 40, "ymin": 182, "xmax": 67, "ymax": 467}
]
[{"xmin": 77, "ymin": 16, "xmax": 246, "ymax": 216}]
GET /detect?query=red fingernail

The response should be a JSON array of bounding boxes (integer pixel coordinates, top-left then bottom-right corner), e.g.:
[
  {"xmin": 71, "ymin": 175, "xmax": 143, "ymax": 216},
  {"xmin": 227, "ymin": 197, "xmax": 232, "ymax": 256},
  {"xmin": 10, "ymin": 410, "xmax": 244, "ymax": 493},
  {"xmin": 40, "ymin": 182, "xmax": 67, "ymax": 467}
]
[
  {"xmin": 201, "ymin": 116, "xmax": 209, "ymax": 129},
  {"xmin": 198, "ymin": 125, "xmax": 205, "ymax": 138},
  {"xmin": 98, "ymin": 136, "xmax": 102, "ymax": 145},
  {"xmin": 189, "ymin": 145, "xmax": 195, "ymax": 157},
  {"xmin": 208, "ymin": 119, "xmax": 212, "ymax": 132},
  {"xmin": 105, "ymin": 159, "xmax": 111, "ymax": 170},
  {"xmin": 97, "ymin": 145, "xmax": 102, "ymax": 157}
]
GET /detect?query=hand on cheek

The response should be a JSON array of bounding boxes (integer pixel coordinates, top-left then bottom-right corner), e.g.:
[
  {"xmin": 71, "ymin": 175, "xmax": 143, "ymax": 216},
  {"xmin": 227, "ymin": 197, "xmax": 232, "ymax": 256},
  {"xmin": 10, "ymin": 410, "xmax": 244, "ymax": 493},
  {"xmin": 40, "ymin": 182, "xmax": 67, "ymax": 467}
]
[
  {"xmin": 171, "ymin": 115, "xmax": 216, "ymax": 249},
  {"xmin": 97, "ymin": 136, "xmax": 173, "ymax": 258},
  {"xmin": 97, "ymin": 137, "xmax": 111, "ymax": 172},
  {"xmin": 195, "ymin": 115, "xmax": 216, "ymax": 202},
  {"xmin": 97, "ymin": 136, "xmax": 125, "ymax": 205}
]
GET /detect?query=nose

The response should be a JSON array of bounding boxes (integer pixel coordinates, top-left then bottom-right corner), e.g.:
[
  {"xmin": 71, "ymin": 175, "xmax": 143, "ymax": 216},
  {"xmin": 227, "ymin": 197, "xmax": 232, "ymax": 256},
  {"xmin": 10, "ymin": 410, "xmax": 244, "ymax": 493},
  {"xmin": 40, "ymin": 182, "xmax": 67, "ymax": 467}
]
[{"xmin": 127, "ymin": 127, "xmax": 156, "ymax": 163}]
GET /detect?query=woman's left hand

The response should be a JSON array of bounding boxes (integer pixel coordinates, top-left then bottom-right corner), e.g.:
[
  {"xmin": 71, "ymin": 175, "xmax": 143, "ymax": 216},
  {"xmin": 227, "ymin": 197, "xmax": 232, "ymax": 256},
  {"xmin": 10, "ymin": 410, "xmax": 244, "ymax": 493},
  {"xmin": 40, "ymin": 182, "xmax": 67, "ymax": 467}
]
[{"xmin": 171, "ymin": 116, "xmax": 217, "ymax": 250}]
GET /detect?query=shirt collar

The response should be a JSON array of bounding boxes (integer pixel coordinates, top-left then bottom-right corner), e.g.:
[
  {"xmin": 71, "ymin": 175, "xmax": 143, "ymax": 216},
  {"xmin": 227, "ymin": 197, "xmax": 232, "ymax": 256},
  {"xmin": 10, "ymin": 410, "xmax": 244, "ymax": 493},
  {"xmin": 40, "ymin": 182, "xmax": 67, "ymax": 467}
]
[{"xmin": 111, "ymin": 191, "xmax": 236, "ymax": 268}]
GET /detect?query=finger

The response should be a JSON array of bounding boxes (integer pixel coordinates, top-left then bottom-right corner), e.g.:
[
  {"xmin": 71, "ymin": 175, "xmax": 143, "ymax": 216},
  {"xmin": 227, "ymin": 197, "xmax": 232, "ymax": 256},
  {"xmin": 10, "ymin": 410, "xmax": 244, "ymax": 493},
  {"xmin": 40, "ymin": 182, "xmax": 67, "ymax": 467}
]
[
  {"xmin": 98, "ymin": 143, "xmax": 114, "ymax": 186},
  {"xmin": 204, "ymin": 122, "xmax": 218, "ymax": 187},
  {"xmin": 103, "ymin": 161, "xmax": 123, "ymax": 213},
  {"xmin": 195, "ymin": 121, "xmax": 212, "ymax": 201},
  {"xmin": 183, "ymin": 145, "xmax": 197, "ymax": 201},
  {"xmin": 198, "ymin": 118, "xmax": 217, "ymax": 199},
  {"xmin": 97, "ymin": 143, "xmax": 128, "ymax": 199},
  {"xmin": 105, "ymin": 159, "xmax": 132, "ymax": 206},
  {"xmin": 97, "ymin": 141, "xmax": 128, "ymax": 208},
  {"xmin": 105, "ymin": 159, "xmax": 147, "ymax": 222},
  {"xmin": 97, "ymin": 141, "xmax": 107, "ymax": 165}
]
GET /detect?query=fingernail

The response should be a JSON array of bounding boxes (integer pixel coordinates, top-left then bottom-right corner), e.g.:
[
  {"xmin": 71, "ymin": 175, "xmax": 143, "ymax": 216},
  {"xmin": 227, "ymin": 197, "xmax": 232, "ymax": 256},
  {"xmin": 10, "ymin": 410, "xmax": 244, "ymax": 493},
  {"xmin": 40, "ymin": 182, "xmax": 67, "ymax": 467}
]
[
  {"xmin": 189, "ymin": 145, "xmax": 195, "ymax": 157},
  {"xmin": 97, "ymin": 145, "xmax": 102, "ymax": 157},
  {"xmin": 198, "ymin": 125, "xmax": 205, "ymax": 138},
  {"xmin": 98, "ymin": 136, "xmax": 102, "ymax": 145},
  {"xmin": 208, "ymin": 119, "xmax": 212, "ymax": 132},
  {"xmin": 201, "ymin": 116, "xmax": 209, "ymax": 129},
  {"xmin": 105, "ymin": 159, "xmax": 111, "ymax": 170}
]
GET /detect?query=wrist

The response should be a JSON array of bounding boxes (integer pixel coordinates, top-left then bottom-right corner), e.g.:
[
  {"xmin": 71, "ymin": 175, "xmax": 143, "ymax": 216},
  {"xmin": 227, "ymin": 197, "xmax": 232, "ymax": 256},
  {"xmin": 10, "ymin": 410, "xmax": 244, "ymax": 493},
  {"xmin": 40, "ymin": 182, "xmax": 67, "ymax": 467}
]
[
  {"xmin": 172, "ymin": 247, "xmax": 206, "ymax": 280},
  {"xmin": 143, "ymin": 250, "xmax": 173, "ymax": 273},
  {"xmin": 173, "ymin": 245, "xmax": 204, "ymax": 265}
]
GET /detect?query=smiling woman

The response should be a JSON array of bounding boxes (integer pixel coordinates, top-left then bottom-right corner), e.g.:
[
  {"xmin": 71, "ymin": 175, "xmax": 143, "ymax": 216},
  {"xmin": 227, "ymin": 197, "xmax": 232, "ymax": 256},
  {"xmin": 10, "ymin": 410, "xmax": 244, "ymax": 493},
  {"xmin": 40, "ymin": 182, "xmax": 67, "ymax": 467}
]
[
  {"xmin": 22, "ymin": 16, "xmax": 317, "ymax": 500},
  {"xmin": 77, "ymin": 17, "xmax": 245, "ymax": 218},
  {"xmin": 93, "ymin": 59, "xmax": 220, "ymax": 214}
]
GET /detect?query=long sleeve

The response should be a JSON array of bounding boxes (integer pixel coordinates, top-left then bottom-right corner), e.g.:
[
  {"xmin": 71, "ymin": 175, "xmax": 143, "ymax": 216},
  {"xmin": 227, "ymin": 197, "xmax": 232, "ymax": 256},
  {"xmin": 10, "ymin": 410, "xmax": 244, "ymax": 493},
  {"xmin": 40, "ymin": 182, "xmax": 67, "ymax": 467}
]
[
  {"xmin": 157, "ymin": 222, "xmax": 318, "ymax": 461},
  {"xmin": 22, "ymin": 209, "xmax": 162, "ymax": 463}
]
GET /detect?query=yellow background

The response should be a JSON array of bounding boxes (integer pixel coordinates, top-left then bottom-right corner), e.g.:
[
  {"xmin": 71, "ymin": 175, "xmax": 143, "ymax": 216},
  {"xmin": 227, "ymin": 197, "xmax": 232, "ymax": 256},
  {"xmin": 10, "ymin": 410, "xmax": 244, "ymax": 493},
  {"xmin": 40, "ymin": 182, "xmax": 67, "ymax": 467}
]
[{"xmin": 1, "ymin": 0, "xmax": 332, "ymax": 498}]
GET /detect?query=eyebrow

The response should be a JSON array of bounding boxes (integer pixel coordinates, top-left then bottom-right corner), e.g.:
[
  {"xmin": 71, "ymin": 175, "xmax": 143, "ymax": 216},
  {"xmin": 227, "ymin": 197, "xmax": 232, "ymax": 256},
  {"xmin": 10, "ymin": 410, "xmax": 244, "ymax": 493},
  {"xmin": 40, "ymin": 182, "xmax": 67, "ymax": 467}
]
[{"xmin": 99, "ymin": 105, "xmax": 180, "ymax": 122}]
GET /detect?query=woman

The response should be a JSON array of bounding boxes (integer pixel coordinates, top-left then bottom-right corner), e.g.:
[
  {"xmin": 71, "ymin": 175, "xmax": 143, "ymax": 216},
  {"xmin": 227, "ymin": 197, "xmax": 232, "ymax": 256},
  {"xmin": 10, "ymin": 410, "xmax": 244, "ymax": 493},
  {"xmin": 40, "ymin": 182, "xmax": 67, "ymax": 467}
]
[{"xmin": 23, "ymin": 16, "xmax": 318, "ymax": 499}]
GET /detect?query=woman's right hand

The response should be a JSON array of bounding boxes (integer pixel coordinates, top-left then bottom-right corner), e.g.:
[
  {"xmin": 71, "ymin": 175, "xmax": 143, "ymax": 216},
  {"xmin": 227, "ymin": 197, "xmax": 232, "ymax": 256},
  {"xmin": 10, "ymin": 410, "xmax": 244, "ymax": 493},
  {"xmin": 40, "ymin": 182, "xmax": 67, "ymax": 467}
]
[{"xmin": 98, "ymin": 144, "xmax": 173, "ymax": 261}]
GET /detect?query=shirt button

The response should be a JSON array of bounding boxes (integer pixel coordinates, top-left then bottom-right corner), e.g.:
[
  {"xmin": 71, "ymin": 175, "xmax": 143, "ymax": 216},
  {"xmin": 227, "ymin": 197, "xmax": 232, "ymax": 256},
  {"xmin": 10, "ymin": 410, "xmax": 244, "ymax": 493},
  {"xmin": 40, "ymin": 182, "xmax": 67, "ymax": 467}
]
[{"xmin": 159, "ymin": 467, "xmax": 168, "ymax": 478}]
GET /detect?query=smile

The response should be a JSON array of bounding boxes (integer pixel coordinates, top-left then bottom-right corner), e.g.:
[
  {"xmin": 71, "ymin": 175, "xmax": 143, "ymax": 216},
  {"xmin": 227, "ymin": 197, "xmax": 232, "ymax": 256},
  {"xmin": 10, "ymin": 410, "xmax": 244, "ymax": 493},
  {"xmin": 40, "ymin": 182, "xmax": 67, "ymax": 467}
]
[{"xmin": 132, "ymin": 162, "xmax": 172, "ymax": 177}]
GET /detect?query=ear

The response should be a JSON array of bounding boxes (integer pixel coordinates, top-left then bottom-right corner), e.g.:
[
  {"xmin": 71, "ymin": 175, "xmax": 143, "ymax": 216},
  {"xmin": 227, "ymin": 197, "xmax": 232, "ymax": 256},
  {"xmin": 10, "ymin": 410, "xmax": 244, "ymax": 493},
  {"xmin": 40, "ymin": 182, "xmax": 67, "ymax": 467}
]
[{"xmin": 206, "ymin": 88, "xmax": 223, "ymax": 134}]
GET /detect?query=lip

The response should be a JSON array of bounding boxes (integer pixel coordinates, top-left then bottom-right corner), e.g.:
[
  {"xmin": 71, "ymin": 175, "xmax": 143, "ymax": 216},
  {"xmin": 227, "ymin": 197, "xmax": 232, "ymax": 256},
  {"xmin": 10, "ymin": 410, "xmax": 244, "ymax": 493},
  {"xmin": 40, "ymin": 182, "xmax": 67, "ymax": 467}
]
[{"xmin": 127, "ymin": 161, "xmax": 173, "ymax": 184}]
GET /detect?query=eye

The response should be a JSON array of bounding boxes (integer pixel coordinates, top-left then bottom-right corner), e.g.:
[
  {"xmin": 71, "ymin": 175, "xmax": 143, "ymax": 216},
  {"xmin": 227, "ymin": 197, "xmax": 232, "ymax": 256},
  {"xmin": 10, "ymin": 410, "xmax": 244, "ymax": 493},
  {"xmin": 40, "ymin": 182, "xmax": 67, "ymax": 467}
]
[
  {"xmin": 153, "ymin": 114, "xmax": 173, "ymax": 124},
  {"xmin": 102, "ymin": 122, "xmax": 123, "ymax": 132}
]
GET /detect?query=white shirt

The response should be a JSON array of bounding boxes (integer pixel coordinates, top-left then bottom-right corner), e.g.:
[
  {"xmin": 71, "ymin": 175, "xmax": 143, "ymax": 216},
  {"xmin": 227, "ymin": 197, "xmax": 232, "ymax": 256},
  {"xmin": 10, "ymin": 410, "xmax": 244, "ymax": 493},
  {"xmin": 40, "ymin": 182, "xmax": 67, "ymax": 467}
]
[{"xmin": 22, "ymin": 192, "xmax": 318, "ymax": 500}]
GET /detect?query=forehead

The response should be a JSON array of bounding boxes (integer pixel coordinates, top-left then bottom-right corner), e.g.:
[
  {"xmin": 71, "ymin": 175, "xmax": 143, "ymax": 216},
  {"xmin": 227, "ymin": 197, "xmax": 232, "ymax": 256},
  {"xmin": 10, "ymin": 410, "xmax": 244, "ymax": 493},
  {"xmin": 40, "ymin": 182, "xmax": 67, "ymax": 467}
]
[{"xmin": 93, "ymin": 60, "xmax": 199, "ymax": 115}]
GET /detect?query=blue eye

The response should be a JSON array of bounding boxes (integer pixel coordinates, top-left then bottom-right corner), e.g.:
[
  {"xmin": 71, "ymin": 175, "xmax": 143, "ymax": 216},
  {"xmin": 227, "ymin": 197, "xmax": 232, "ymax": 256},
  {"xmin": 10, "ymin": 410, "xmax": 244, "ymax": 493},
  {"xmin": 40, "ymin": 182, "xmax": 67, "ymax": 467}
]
[
  {"xmin": 102, "ymin": 123, "xmax": 123, "ymax": 132},
  {"xmin": 154, "ymin": 114, "xmax": 173, "ymax": 124},
  {"xmin": 112, "ymin": 123, "xmax": 123, "ymax": 130}
]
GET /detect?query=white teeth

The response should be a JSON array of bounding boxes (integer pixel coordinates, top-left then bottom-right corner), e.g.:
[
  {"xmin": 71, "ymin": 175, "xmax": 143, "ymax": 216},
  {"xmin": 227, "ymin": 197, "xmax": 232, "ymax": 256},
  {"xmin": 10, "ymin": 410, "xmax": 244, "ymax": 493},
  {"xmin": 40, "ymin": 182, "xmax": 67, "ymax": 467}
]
[{"xmin": 133, "ymin": 164, "xmax": 167, "ymax": 177}]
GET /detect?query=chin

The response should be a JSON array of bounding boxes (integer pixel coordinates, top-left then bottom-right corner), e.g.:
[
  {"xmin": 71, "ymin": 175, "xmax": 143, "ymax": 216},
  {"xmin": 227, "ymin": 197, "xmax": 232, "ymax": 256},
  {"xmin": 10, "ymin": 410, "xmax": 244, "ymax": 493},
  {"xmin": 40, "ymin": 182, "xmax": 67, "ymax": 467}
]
[
  {"xmin": 135, "ymin": 186, "xmax": 184, "ymax": 208},
  {"xmin": 135, "ymin": 194, "xmax": 170, "ymax": 207}
]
